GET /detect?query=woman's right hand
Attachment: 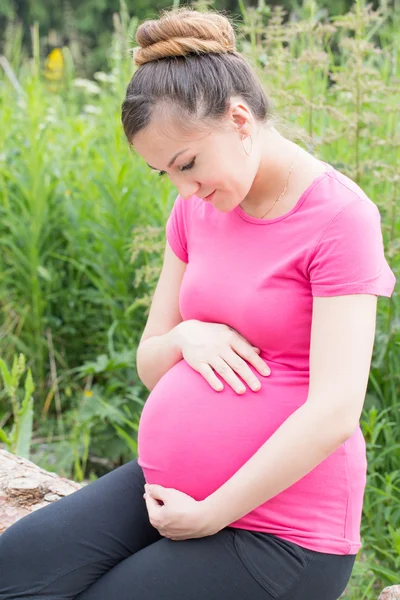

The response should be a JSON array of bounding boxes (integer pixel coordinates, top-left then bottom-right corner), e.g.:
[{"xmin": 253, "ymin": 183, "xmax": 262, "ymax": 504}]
[{"xmin": 173, "ymin": 320, "xmax": 271, "ymax": 394}]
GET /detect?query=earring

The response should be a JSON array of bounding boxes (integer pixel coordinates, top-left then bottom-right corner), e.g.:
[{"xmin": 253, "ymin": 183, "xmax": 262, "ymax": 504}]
[{"xmin": 241, "ymin": 134, "xmax": 253, "ymax": 156}]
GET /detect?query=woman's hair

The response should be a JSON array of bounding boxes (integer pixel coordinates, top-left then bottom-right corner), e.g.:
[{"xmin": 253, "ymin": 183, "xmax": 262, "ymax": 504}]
[{"xmin": 121, "ymin": 7, "xmax": 273, "ymax": 143}]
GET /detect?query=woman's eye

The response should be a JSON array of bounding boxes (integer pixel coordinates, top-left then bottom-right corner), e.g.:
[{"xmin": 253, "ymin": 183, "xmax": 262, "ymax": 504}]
[
  {"xmin": 158, "ymin": 159, "xmax": 195, "ymax": 177},
  {"xmin": 180, "ymin": 159, "xmax": 195, "ymax": 172}
]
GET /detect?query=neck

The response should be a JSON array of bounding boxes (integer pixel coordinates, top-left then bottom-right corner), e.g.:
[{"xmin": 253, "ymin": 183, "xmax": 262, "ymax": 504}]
[{"xmin": 240, "ymin": 126, "xmax": 300, "ymax": 216}]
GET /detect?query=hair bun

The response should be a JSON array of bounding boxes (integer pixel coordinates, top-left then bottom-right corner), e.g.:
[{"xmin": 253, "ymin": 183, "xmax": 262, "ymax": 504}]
[{"xmin": 133, "ymin": 8, "xmax": 236, "ymax": 66}]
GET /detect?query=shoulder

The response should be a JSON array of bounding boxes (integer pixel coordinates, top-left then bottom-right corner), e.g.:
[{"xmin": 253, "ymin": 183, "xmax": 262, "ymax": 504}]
[
  {"xmin": 305, "ymin": 170, "xmax": 395, "ymax": 298},
  {"xmin": 306, "ymin": 164, "xmax": 380, "ymax": 226}
]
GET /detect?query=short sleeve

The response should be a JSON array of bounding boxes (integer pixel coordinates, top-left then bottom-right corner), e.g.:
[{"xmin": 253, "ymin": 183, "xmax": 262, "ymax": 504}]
[
  {"xmin": 165, "ymin": 194, "xmax": 189, "ymax": 263},
  {"xmin": 308, "ymin": 199, "xmax": 396, "ymax": 297}
]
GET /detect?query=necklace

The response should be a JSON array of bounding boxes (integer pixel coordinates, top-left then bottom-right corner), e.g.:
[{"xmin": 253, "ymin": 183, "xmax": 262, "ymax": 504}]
[{"xmin": 244, "ymin": 145, "xmax": 301, "ymax": 220}]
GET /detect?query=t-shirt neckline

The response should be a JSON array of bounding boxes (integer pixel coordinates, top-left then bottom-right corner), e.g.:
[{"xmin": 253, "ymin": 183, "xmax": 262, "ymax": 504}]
[{"xmin": 233, "ymin": 161, "xmax": 334, "ymax": 225}]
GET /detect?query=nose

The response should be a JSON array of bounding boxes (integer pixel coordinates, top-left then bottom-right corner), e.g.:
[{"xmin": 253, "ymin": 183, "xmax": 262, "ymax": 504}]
[
  {"xmin": 175, "ymin": 181, "xmax": 200, "ymax": 201},
  {"xmin": 178, "ymin": 188, "xmax": 200, "ymax": 201},
  {"xmin": 167, "ymin": 170, "xmax": 201, "ymax": 200}
]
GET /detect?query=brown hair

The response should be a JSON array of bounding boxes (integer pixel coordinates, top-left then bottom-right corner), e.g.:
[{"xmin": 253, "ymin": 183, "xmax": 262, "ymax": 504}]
[{"xmin": 121, "ymin": 7, "xmax": 272, "ymax": 143}]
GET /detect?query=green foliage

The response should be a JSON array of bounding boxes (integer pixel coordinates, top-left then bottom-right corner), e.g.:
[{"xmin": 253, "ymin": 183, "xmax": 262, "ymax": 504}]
[
  {"xmin": 0, "ymin": 0, "xmax": 375, "ymax": 76},
  {"xmin": 0, "ymin": 0, "xmax": 14, "ymax": 19},
  {"xmin": 0, "ymin": 354, "xmax": 34, "ymax": 458}
]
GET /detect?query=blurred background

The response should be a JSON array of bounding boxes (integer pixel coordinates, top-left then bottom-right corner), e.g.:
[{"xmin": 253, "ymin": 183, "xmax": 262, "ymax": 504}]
[
  {"xmin": 0, "ymin": 0, "xmax": 369, "ymax": 75},
  {"xmin": 0, "ymin": 1, "xmax": 399, "ymax": 597}
]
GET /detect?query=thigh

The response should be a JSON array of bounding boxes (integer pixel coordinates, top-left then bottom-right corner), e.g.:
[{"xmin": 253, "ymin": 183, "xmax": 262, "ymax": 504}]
[
  {"xmin": 233, "ymin": 530, "xmax": 356, "ymax": 600},
  {"xmin": 280, "ymin": 549, "xmax": 356, "ymax": 600},
  {"xmin": 76, "ymin": 528, "xmax": 274, "ymax": 600},
  {"xmin": 0, "ymin": 459, "xmax": 161, "ymax": 600},
  {"xmin": 76, "ymin": 529, "xmax": 356, "ymax": 600}
]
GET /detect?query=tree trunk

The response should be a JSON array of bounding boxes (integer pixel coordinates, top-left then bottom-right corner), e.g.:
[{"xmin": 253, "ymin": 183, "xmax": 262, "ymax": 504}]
[
  {"xmin": 0, "ymin": 448, "xmax": 81, "ymax": 534},
  {"xmin": 378, "ymin": 588, "xmax": 400, "ymax": 600}
]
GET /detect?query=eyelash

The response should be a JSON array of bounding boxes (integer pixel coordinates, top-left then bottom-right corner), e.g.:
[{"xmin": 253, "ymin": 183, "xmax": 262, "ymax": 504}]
[{"xmin": 158, "ymin": 159, "xmax": 195, "ymax": 177}]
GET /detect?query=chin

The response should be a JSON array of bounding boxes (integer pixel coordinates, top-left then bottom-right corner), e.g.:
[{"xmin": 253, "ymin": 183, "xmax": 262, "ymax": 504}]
[{"xmin": 211, "ymin": 193, "xmax": 235, "ymax": 210}]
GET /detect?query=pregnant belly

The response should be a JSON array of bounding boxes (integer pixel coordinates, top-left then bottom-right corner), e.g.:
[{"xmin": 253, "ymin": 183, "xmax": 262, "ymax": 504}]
[{"xmin": 138, "ymin": 359, "xmax": 310, "ymax": 500}]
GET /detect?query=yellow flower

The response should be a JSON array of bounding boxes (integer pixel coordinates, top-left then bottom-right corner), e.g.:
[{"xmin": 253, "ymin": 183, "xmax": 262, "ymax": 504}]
[
  {"xmin": 84, "ymin": 390, "xmax": 93, "ymax": 398},
  {"xmin": 44, "ymin": 48, "xmax": 64, "ymax": 81}
]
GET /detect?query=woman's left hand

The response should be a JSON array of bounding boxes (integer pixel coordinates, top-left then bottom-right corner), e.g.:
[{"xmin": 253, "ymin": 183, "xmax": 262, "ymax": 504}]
[{"xmin": 143, "ymin": 484, "xmax": 221, "ymax": 541}]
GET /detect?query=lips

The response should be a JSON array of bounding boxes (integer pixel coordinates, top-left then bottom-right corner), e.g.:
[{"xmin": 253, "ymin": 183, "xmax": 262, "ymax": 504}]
[{"xmin": 203, "ymin": 190, "xmax": 216, "ymax": 201}]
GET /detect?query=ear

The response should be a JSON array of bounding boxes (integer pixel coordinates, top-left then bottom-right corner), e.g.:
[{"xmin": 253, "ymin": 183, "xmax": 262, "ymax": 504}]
[{"xmin": 229, "ymin": 101, "xmax": 252, "ymax": 138}]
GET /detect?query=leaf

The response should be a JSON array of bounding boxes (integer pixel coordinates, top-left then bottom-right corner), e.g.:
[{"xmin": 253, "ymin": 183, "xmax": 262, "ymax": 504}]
[
  {"xmin": 112, "ymin": 423, "xmax": 138, "ymax": 455},
  {"xmin": 11, "ymin": 354, "xmax": 25, "ymax": 388},
  {"xmin": 37, "ymin": 265, "xmax": 52, "ymax": 281},
  {"xmin": 0, "ymin": 428, "xmax": 11, "ymax": 445},
  {"xmin": 79, "ymin": 354, "xmax": 110, "ymax": 374},
  {"xmin": 23, "ymin": 369, "xmax": 35, "ymax": 403},
  {"xmin": 15, "ymin": 396, "xmax": 33, "ymax": 459},
  {"xmin": 0, "ymin": 359, "xmax": 12, "ymax": 392},
  {"xmin": 388, "ymin": 525, "xmax": 400, "ymax": 555}
]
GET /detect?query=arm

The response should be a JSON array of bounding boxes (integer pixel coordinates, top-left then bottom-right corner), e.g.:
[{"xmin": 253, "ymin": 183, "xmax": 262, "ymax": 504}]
[
  {"xmin": 136, "ymin": 327, "xmax": 183, "ymax": 392},
  {"xmin": 202, "ymin": 294, "xmax": 378, "ymax": 529},
  {"xmin": 136, "ymin": 240, "xmax": 187, "ymax": 392}
]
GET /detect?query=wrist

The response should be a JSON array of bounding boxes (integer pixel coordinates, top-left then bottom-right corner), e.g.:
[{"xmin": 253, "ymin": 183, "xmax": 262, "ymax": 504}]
[
  {"xmin": 199, "ymin": 496, "xmax": 226, "ymax": 535},
  {"xmin": 166, "ymin": 324, "xmax": 184, "ymax": 359}
]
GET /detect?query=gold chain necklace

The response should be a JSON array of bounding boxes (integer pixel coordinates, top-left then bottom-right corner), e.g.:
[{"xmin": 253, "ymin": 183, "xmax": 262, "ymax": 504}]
[{"xmin": 252, "ymin": 146, "xmax": 301, "ymax": 219}]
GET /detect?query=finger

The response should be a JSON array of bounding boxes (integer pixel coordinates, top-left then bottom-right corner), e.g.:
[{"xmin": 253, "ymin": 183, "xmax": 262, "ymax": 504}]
[
  {"xmin": 228, "ymin": 331, "xmax": 269, "ymax": 373},
  {"xmin": 145, "ymin": 493, "xmax": 163, "ymax": 508},
  {"xmin": 216, "ymin": 351, "xmax": 262, "ymax": 393},
  {"xmin": 145, "ymin": 499, "xmax": 163, "ymax": 529},
  {"xmin": 143, "ymin": 493, "xmax": 152, "ymax": 520},
  {"xmin": 231, "ymin": 330, "xmax": 259, "ymax": 351},
  {"xmin": 209, "ymin": 355, "xmax": 249, "ymax": 395},
  {"xmin": 195, "ymin": 362, "xmax": 225, "ymax": 392},
  {"xmin": 230, "ymin": 338, "xmax": 271, "ymax": 377},
  {"xmin": 144, "ymin": 493, "xmax": 159, "ymax": 518},
  {"xmin": 145, "ymin": 485, "xmax": 162, "ymax": 500}
]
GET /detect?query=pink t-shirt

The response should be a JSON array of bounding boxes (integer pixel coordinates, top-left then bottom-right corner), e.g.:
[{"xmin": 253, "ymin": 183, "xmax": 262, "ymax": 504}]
[{"xmin": 137, "ymin": 162, "xmax": 396, "ymax": 555}]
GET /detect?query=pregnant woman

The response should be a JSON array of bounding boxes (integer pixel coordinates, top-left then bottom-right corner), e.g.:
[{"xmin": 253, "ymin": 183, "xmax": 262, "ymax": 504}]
[{"xmin": 0, "ymin": 7, "xmax": 396, "ymax": 600}]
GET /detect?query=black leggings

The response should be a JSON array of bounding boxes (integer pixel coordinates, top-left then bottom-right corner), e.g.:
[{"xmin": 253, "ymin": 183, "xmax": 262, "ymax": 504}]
[{"xmin": 0, "ymin": 458, "xmax": 356, "ymax": 600}]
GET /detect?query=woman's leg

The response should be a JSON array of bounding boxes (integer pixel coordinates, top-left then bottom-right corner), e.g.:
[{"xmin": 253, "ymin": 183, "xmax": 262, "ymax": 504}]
[
  {"xmin": 232, "ymin": 530, "xmax": 356, "ymax": 600},
  {"xmin": 76, "ymin": 529, "xmax": 356, "ymax": 600},
  {"xmin": 0, "ymin": 459, "xmax": 161, "ymax": 600}
]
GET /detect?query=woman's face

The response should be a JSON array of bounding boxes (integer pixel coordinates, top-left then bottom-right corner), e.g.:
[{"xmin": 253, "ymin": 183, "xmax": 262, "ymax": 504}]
[{"xmin": 131, "ymin": 101, "xmax": 261, "ymax": 212}]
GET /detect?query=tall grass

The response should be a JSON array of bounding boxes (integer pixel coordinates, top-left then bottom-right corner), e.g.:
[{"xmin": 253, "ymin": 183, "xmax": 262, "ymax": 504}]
[{"xmin": 0, "ymin": 0, "xmax": 399, "ymax": 596}]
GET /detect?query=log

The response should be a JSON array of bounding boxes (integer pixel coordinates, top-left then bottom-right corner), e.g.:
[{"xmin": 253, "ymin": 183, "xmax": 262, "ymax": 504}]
[
  {"xmin": 0, "ymin": 448, "xmax": 81, "ymax": 534},
  {"xmin": 1, "ymin": 449, "xmax": 399, "ymax": 600},
  {"xmin": 378, "ymin": 587, "xmax": 400, "ymax": 600}
]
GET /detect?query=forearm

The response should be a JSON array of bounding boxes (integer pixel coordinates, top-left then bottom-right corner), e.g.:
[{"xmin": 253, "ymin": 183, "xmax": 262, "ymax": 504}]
[
  {"xmin": 203, "ymin": 402, "xmax": 353, "ymax": 529},
  {"xmin": 136, "ymin": 326, "xmax": 183, "ymax": 391}
]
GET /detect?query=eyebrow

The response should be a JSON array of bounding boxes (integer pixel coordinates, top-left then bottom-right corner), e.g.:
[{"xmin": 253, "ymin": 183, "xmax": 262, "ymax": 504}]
[{"xmin": 146, "ymin": 148, "xmax": 189, "ymax": 171}]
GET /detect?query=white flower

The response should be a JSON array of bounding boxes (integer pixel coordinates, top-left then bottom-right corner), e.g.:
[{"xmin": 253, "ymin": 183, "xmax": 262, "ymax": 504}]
[
  {"xmin": 93, "ymin": 71, "xmax": 117, "ymax": 84},
  {"xmin": 83, "ymin": 104, "xmax": 102, "ymax": 115},
  {"xmin": 73, "ymin": 78, "xmax": 101, "ymax": 95}
]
